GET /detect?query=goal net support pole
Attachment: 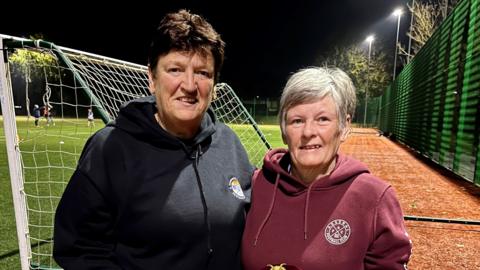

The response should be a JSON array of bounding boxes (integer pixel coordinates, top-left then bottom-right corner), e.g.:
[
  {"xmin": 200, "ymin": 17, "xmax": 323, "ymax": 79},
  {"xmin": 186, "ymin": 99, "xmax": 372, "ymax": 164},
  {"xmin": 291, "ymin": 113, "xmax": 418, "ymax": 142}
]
[{"xmin": 0, "ymin": 37, "xmax": 31, "ymax": 270}]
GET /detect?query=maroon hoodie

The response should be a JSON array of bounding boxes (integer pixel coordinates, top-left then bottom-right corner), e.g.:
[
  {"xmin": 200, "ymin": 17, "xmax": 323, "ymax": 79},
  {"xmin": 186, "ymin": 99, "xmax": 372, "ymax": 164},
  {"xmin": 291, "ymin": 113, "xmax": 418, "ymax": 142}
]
[{"xmin": 242, "ymin": 149, "xmax": 411, "ymax": 270}]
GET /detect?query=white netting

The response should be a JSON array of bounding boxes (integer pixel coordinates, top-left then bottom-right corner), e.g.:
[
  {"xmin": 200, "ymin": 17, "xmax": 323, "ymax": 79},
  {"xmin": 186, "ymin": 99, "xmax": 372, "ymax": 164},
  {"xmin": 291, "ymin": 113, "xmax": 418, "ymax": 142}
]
[{"xmin": 1, "ymin": 36, "xmax": 269, "ymax": 269}]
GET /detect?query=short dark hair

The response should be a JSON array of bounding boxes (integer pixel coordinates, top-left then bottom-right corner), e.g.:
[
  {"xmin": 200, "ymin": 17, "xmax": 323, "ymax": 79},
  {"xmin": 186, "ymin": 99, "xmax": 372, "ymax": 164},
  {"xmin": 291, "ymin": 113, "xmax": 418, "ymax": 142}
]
[{"xmin": 148, "ymin": 9, "xmax": 225, "ymax": 81}]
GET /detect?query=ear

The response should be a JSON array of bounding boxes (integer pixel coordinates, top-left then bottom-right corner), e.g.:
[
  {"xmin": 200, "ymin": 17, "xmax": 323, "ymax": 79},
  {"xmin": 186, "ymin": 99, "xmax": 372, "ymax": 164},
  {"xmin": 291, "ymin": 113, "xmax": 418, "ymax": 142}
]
[
  {"xmin": 281, "ymin": 132, "xmax": 287, "ymax": 145},
  {"xmin": 211, "ymin": 84, "xmax": 218, "ymax": 101},
  {"xmin": 340, "ymin": 114, "xmax": 352, "ymax": 142},
  {"xmin": 147, "ymin": 67, "xmax": 156, "ymax": 94},
  {"xmin": 280, "ymin": 116, "xmax": 288, "ymax": 145}
]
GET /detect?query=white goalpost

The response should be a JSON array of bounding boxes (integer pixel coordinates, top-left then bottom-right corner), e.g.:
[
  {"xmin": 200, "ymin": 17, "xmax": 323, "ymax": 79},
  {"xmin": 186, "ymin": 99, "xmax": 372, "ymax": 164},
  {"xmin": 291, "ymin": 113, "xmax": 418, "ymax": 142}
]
[{"xmin": 0, "ymin": 34, "xmax": 270, "ymax": 270}]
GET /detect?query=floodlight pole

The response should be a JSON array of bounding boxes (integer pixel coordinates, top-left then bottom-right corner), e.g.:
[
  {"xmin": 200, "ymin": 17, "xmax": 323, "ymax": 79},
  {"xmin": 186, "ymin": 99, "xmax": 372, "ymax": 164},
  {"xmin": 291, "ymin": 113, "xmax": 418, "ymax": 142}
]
[
  {"xmin": 393, "ymin": 8, "xmax": 403, "ymax": 81},
  {"xmin": 364, "ymin": 36, "xmax": 374, "ymax": 126},
  {"xmin": 407, "ymin": 0, "xmax": 415, "ymax": 63}
]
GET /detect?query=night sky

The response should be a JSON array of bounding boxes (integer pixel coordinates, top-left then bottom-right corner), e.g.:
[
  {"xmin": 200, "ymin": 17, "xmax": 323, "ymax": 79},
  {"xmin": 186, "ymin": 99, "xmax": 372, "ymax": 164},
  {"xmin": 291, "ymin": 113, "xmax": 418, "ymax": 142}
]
[{"xmin": 2, "ymin": 0, "xmax": 409, "ymax": 98}]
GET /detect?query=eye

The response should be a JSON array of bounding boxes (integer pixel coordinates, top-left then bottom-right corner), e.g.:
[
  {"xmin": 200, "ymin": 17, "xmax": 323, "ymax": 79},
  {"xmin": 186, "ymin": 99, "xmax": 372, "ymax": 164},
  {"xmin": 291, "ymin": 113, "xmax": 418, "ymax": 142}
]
[
  {"xmin": 196, "ymin": 70, "xmax": 213, "ymax": 79},
  {"xmin": 167, "ymin": 67, "xmax": 182, "ymax": 75},
  {"xmin": 316, "ymin": 116, "xmax": 331, "ymax": 125},
  {"xmin": 288, "ymin": 118, "xmax": 304, "ymax": 126},
  {"xmin": 318, "ymin": 116, "xmax": 328, "ymax": 122}
]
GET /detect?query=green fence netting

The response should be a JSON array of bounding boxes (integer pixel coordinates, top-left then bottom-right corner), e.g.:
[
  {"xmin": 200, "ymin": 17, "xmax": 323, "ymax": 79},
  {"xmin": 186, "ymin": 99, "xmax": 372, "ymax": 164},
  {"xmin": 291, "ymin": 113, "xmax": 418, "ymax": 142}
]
[{"xmin": 377, "ymin": 0, "xmax": 480, "ymax": 186}]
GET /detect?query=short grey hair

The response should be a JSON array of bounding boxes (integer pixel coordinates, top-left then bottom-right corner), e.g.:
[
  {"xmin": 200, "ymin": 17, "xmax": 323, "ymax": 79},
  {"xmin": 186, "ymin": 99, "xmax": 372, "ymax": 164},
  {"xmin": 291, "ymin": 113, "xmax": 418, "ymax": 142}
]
[{"xmin": 279, "ymin": 67, "xmax": 356, "ymax": 136}]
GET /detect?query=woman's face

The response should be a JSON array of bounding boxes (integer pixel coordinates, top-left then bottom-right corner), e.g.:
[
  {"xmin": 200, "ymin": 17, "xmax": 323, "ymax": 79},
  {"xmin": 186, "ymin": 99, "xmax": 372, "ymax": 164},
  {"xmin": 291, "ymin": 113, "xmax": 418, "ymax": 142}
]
[
  {"xmin": 284, "ymin": 95, "xmax": 350, "ymax": 178},
  {"xmin": 148, "ymin": 50, "xmax": 215, "ymax": 138}
]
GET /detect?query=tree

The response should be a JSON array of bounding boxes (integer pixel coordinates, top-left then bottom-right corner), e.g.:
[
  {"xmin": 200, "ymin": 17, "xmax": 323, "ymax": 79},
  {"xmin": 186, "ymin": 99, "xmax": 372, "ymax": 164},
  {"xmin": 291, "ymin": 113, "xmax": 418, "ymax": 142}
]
[
  {"xmin": 316, "ymin": 45, "xmax": 390, "ymax": 98},
  {"xmin": 9, "ymin": 48, "xmax": 58, "ymax": 80},
  {"xmin": 7, "ymin": 36, "xmax": 60, "ymax": 116},
  {"xmin": 400, "ymin": 0, "xmax": 460, "ymax": 59},
  {"xmin": 439, "ymin": 0, "xmax": 460, "ymax": 20},
  {"xmin": 9, "ymin": 34, "xmax": 58, "ymax": 80}
]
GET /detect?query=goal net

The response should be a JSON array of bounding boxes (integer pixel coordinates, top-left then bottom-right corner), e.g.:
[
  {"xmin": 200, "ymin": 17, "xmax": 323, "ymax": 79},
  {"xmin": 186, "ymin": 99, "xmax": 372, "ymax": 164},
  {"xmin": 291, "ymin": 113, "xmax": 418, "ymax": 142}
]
[{"xmin": 0, "ymin": 34, "xmax": 270, "ymax": 270}]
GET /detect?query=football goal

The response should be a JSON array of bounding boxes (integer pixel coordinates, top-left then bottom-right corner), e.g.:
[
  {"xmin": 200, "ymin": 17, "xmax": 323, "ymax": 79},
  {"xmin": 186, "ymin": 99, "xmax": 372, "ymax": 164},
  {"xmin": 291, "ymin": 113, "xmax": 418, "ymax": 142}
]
[{"xmin": 0, "ymin": 34, "xmax": 270, "ymax": 270}]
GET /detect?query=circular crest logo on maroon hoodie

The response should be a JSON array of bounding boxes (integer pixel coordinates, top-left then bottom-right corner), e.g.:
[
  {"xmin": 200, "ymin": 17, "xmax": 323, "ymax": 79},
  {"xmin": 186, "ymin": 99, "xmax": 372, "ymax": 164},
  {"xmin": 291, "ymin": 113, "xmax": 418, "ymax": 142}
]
[{"xmin": 324, "ymin": 219, "xmax": 351, "ymax": 245}]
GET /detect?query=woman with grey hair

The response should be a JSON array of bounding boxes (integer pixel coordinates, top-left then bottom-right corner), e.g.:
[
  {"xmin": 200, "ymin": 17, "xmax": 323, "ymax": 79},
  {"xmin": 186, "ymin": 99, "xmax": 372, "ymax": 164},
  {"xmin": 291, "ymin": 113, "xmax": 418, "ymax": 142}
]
[{"xmin": 242, "ymin": 67, "xmax": 411, "ymax": 270}]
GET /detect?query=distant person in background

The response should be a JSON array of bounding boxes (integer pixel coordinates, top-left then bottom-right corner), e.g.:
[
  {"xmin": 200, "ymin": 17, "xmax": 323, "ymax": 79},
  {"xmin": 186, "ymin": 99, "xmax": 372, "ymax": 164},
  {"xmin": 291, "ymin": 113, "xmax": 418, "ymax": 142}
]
[
  {"xmin": 33, "ymin": 104, "xmax": 41, "ymax": 127},
  {"xmin": 43, "ymin": 104, "xmax": 55, "ymax": 126},
  {"xmin": 87, "ymin": 107, "xmax": 95, "ymax": 127},
  {"xmin": 54, "ymin": 9, "xmax": 254, "ymax": 270},
  {"xmin": 242, "ymin": 67, "xmax": 411, "ymax": 270}
]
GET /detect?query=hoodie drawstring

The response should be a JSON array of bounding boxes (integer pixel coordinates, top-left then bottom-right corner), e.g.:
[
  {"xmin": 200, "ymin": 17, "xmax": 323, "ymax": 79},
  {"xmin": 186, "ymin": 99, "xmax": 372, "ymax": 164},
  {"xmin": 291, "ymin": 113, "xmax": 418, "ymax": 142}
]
[
  {"xmin": 253, "ymin": 171, "xmax": 315, "ymax": 245},
  {"xmin": 304, "ymin": 183, "xmax": 315, "ymax": 240},
  {"xmin": 253, "ymin": 173, "xmax": 280, "ymax": 246},
  {"xmin": 192, "ymin": 144, "xmax": 213, "ymax": 258}
]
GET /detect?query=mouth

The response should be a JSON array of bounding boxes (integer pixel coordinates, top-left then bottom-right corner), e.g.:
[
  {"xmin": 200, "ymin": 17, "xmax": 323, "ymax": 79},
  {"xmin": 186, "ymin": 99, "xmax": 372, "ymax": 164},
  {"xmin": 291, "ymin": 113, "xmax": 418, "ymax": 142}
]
[
  {"xmin": 176, "ymin": 96, "xmax": 198, "ymax": 105},
  {"xmin": 300, "ymin": 144, "xmax": 321, "ymax": 150}
]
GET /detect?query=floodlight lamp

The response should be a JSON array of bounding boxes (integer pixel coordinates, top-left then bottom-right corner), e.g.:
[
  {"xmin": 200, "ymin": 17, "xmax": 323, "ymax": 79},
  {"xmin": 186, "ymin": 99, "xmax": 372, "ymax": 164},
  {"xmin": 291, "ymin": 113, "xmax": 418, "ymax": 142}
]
[{"xmin": 393, "ymin": 8, "xmax": 403, "ymax": 17}]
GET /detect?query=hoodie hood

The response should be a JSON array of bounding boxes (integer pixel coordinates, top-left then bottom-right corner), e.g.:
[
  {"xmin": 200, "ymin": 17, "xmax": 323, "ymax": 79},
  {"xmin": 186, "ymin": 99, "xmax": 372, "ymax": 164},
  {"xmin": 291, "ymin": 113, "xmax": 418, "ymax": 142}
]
[
  {"xmin": 262, "ymin": 148, "xmax": 369, "ymax": 194},
  {"xmin": 252, "ymin": 148, "xmax": 371, "ymax": 244},
  {"xmin": 110, "ymin": 95, "xmax": 216, "ymax": 152}
]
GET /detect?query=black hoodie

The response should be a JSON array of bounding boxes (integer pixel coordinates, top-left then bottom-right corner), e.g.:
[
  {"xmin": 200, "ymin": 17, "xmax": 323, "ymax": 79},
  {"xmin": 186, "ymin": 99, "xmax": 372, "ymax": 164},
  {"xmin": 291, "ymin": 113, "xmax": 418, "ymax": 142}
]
[{"xmin": 54, "ymin": 96, "xmax": 254, "ymax": 269}]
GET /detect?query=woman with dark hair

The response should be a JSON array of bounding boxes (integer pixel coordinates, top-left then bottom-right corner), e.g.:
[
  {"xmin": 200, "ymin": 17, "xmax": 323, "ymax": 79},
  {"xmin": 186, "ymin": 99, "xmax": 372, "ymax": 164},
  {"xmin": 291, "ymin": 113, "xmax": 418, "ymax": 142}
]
[{"xmin": 54, "ymin": 10, "xmax": 254, "ymax": 270}]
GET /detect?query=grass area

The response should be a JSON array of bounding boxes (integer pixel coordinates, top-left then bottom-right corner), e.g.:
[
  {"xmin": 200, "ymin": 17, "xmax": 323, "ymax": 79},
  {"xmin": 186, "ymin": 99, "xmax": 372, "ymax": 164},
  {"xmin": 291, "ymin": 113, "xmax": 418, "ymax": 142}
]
[
  {"xmin": 0, "ymin": 116, "xmax": 102, "ymax": 269},
  {"xmin": 255, "ymin": 124, "xmax": 285, "ymax": 148},
  {"xmin": 0, "ymin": 137, "xmax": 18, "ymax": 268},
  {"xmin": 0, "ymin": 116, "xmax": 283, "ymax": 269}
]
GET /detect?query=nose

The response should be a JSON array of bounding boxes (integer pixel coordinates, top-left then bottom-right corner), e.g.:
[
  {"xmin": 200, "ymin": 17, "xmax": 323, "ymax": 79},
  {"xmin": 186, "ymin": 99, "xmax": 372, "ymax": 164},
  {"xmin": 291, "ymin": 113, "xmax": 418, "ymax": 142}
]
[
  {"xmin": 182, "ymin": 70, "xmax": 198, "ymax": 93},
  {"xmin": 302, "ymin": 120, "xmax": 315, "ymax": 138}
]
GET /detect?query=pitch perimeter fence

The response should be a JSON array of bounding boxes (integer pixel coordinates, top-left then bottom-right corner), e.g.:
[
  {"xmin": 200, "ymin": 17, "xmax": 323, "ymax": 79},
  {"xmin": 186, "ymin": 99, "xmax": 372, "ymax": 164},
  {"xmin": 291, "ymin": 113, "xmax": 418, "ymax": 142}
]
[{"xmin": 376, "ymin": 0, "xmax": 480, "ymax": 186}]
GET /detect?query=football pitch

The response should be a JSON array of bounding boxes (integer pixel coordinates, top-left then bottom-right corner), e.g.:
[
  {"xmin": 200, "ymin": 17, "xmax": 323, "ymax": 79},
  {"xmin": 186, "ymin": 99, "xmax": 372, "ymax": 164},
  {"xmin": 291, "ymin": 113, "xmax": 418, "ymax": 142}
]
[{"xmin": 0, "ymin": 117, "xmax": 284, "ymax": 269}]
